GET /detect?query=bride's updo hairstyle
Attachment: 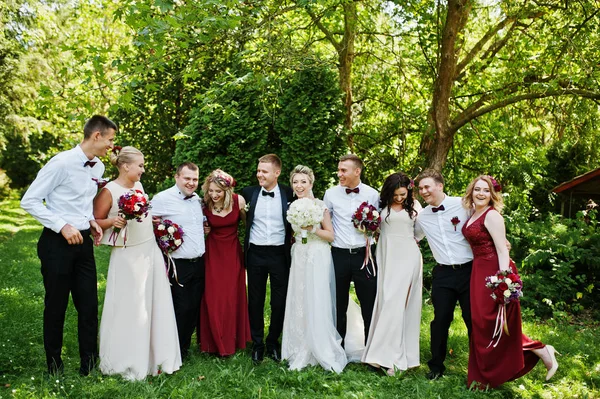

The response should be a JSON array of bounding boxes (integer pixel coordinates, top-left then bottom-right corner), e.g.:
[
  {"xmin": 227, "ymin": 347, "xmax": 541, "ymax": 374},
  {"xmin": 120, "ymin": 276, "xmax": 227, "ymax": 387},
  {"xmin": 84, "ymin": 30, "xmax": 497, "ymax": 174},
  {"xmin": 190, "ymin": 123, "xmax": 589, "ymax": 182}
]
[
  {"xmin": 109, "ymin": 146, "xmax": 143, "ymax": 168},
  {"xmin": 289, "ymin": 165, "xmax": 315, "ymax": 186},
  {"xmin": 202, "ymin": 169, "xmax": 236, "ymax": 212},
  {"xmin": 462, "ymin": 175, "xmax": 504, "ymax": 213},
  {"xmin": 379, "ymin": 172, "xmax": 417, "ymax": 222}
]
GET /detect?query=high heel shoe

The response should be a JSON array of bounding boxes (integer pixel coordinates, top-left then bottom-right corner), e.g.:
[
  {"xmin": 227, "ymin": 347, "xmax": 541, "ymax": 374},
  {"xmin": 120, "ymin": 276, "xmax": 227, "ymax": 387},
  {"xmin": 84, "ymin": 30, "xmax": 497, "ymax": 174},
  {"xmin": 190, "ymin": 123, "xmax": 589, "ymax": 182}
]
[{"xmin": 545, "ymin": 345, "xmax": 560, "ymax": 381}]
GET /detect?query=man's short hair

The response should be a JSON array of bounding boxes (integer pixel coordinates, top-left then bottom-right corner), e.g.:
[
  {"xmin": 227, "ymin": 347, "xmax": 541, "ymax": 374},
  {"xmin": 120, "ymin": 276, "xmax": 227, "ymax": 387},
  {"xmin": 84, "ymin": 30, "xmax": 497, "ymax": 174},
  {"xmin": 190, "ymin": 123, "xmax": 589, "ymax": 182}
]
[
  {"xmin": 176, "ymin": 162, "xmax": 199, "ymax": 175},
  {"xmin": 83, "ymin": 115, "xmax": 118, "ymax": 139},
  {"xmin": 339, "ymin": 154, "xmax": 364, "ymax": 170},
  {"xmin": 416, "ymin": 168, "xmax": 444, "ymax": 185},
  {"xmin": 258, "ymin": 154, "xmax": 282, "ymax": 170}
]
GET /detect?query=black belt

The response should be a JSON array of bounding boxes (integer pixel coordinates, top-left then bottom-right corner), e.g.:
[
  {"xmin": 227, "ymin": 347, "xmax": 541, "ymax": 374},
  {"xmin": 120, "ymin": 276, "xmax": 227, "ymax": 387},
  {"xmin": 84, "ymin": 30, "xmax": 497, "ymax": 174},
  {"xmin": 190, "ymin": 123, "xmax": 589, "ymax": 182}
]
[
  {"xmin": 331, "ymin": 246, "xmax": 367, "ymax": 255},
  {"xmin": 174, "ymin": 257, "xmax": 202, "ymax": 263},
  {"xmin": 44, "ymin": 227, "xmax": 91, "ymax": 236},
  {"xmin": 438, "ymin": 261, "xmax": 472, "ymax": 270},
  {"xmin": 249, "ymin": 243, "xmax": 285, "ymax": 250}
]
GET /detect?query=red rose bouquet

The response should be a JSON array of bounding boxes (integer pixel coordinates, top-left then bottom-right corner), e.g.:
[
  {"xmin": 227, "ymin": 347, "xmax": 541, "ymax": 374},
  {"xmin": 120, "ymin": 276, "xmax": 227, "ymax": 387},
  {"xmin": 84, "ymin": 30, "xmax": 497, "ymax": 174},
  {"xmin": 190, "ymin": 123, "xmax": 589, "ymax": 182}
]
[
  {"xmin": 351, "ymin": 201, "xmax": 381, "ymax": 276},
  {"xmin": 485, "ymin": 265, "xmax": 523, "ymax": 347},
  {"xmin": 109, "ymin": 189, "xmax": 151, "ymax": 246},
  {"xmin": 154, "ymin": 219, "xmax": 185, "ymax": 286}
]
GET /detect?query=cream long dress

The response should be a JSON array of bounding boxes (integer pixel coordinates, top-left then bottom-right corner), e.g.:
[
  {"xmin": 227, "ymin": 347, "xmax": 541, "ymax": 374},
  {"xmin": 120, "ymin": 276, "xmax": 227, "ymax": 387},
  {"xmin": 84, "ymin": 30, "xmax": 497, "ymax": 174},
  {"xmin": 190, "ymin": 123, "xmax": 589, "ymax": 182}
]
[
  {"xmin": 362, "ymin": 203, "xmax": 423, "ymax": 371},
  {"xmin": 99, "ymin": 181, "xmax": 181, "ymax": 380}
]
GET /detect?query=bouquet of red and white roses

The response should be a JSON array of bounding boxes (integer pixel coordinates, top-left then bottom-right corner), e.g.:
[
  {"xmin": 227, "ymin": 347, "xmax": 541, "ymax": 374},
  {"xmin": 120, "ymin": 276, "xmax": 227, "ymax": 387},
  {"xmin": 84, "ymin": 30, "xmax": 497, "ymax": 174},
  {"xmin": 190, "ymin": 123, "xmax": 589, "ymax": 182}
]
[
  {"xmin": 154, "ymin": 219, "xmax": 185, "ymax": 286},
  {"xmin": 154, "ymin": 219, "xmax": 184, "ymax": 254},
  {"xmin": 109, "ymin": 189, "xmax": 151, "ymax": 246},
  {"xmin": 485, "ymin": 265, "xmax": 523, "ymax": 347},
  {"xmin": 351, "ymin": 201, "xmax": 381, "ymax": 276}
]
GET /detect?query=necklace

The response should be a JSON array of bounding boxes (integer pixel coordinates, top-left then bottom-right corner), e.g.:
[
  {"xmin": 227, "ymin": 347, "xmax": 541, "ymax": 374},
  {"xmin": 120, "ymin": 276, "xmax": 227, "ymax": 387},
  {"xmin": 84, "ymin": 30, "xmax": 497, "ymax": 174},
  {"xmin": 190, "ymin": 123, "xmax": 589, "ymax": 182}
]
[{"xmin": 214, "ymin": 205, "xmax": 224, "ymax": 213}]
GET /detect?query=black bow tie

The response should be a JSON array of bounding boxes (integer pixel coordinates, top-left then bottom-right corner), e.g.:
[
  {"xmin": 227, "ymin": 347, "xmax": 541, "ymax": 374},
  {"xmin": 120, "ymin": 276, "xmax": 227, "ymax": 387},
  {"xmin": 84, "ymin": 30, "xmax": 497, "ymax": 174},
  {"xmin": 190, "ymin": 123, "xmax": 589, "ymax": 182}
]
[
  {"xmin": 345, "ymin": 187, "xmax": 360, "ymax": 194},
  {"xmin": 262, "ymin": 190, "xmax": 275, "ymax": 198},
  {"xmin": 432, "ymin": 204, "xmax": 445, "ymax": 213},
  {"xmin": 84, "ymin": 161, "xmax": 97, "ymax": 168},
  {"xmin": 183, "ymin": 194, "xmax": 195, "ymax": 200}
]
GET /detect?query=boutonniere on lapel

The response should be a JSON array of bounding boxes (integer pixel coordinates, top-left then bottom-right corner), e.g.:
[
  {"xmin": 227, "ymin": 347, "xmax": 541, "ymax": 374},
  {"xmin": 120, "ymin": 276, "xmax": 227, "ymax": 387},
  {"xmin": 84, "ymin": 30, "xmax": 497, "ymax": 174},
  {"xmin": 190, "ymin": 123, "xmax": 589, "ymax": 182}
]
[
  {"xmin": 244, "ymin": 203, "xmax": 250, "ymax": 213},
  {"xmin": 451, "ymin": 216, "xmax": 460, "ymax": 231},
  {"xmin": 92, "ymin": 177, "xmax": 109, "ymax": 189}
]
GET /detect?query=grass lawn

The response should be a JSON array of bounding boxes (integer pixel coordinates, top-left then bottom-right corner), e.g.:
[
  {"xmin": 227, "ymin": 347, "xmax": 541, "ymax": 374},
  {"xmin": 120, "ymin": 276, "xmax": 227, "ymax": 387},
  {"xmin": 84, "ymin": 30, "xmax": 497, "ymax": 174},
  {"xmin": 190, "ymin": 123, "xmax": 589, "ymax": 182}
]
[{"xmin": 0, "ymin": 198, "xmax": 599, "ymax": 398}]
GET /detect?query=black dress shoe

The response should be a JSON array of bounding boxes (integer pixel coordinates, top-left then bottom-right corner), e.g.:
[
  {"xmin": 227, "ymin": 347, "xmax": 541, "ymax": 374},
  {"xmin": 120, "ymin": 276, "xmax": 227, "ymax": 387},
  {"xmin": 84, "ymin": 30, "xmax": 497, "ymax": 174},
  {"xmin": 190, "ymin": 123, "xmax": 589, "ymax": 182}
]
[
  {"xmin": 266, "ymin": 348, "xmax": 281, "ymax": 362},
  {"xmin": 79, "ymin": 355, "xmax": 99, "ymax": 376},
  {"xmin": 426, "ymin": 371, "xmax": 443, "ymax": 380},
  {"xmin": 47, "ymin": 362, "xmax": 64, "ymax": 377},
  {"xmin": 251, "ymin": 348, "xmax": 264, "ymax": 364}
]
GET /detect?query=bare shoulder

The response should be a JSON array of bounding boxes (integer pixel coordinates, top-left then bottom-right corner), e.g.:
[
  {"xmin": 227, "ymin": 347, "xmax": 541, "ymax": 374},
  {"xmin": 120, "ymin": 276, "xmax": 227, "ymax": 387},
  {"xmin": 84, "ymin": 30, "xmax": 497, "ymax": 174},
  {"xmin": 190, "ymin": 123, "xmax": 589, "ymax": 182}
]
[
  {"xmin": 238, "ymin": 194, "xmax": 247, "ymax": 209},
  {"xmin": 485, "ymin": 209, "xmax": 505, "ymax": 226}
]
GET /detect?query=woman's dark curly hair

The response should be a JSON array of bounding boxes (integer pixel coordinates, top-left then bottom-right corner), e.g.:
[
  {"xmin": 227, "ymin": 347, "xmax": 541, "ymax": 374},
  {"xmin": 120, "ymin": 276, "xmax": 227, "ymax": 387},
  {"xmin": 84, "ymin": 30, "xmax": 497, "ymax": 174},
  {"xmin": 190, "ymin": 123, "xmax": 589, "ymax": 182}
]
[{"xmin": 380, "ymin": 172, "xmax": 417, "ymax": 222}]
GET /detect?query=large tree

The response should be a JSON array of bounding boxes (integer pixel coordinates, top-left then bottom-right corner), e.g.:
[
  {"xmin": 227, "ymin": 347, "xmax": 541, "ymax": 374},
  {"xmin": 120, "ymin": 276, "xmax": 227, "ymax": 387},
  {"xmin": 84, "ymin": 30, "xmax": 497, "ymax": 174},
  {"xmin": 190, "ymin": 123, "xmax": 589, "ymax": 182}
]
[{"xmin": 418, "ymin": 0, "xmax": 600, "ymax": 171}]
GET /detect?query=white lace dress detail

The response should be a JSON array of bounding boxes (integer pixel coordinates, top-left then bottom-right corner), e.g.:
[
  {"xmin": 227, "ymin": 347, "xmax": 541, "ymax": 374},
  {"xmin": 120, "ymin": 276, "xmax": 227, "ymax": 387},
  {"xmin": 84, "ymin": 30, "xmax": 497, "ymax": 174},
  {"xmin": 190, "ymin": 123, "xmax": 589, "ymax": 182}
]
[{"xmin": 281, "ymin": 199, "xmax": 347, "ymax": 372}]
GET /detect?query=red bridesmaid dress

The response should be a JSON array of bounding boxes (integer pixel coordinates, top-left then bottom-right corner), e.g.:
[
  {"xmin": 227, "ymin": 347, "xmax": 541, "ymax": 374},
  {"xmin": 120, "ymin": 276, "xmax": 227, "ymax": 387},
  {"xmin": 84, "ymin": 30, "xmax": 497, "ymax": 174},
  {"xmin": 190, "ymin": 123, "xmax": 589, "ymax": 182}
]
[
  {"xmin": 462, "ymin": 207, "xmax": 545, "ymax": 389},
  {"xmin": 200, "ymin": 194, "xmax": 251, "ymax": 355}
]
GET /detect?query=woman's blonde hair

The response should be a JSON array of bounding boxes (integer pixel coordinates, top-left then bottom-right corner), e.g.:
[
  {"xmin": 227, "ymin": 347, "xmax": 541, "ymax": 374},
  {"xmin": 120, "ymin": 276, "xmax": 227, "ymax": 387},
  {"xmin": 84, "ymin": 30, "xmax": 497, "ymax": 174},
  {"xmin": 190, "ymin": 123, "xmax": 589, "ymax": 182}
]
[
  {"xmin": 289, "ymin": 165, "xmax": 315, "ymax": 186},
  {"xmin": 109, "ymin": 146, "xmax": 143, "ymax": 169},
  {"xmin": 462, "ymin": 175, "xmax": 504, "ymax": 213},
  {"xmin": 202, "ymin": 169, "xmax": 236, "ymax": 211}
]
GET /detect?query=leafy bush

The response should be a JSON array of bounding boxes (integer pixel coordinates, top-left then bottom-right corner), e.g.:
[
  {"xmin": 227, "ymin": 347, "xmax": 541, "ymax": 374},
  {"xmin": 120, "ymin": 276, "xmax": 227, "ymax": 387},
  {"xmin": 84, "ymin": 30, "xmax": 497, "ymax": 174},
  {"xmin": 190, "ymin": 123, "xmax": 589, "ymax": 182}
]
[
  {"xmin": 507, "ymin": 209, "xmax": 600, "ymax": 318},
  {"xmin": 173, "ymin": 65, "xmax": 345, "ymax": 196}
]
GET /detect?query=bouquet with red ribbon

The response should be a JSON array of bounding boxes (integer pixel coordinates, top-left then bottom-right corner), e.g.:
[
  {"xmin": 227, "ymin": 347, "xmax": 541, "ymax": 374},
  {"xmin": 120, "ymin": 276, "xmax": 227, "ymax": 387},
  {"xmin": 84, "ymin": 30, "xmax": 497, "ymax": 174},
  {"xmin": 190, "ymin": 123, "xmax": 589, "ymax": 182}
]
[
  {"xmin": 154, "ymin": 219, "xmax": 185, "ymax": 286},
  {"xmin": 351, "ymin": 201, "xmax": 381, "ymax": 276},
  {"xmin": 109, "ymin": 189, "xmax": 151, "ymax": 246},
  {"xmin": 485, "ymin": 264, "xmax": 523, "ymax": 347}
]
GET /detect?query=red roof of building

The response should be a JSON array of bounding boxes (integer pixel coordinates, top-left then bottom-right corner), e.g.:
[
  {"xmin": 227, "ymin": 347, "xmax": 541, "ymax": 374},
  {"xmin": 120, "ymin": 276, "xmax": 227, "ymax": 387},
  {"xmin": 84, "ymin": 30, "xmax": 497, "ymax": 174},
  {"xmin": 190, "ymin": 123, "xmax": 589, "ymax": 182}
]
[{"xmin": 552, "ymin": 167, "xmax": 600, "ymax": 197}]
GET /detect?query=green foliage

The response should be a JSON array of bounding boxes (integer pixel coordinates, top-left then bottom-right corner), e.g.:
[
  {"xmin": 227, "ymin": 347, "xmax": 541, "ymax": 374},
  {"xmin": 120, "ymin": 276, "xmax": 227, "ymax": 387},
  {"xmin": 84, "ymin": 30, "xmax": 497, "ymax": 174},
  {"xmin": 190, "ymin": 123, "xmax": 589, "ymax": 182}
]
[
  {"xmin": 507, "ymin": 209, "xmax": 600, "ymax": 318},
  {"xmin": 173, "ymin": 65, "xmax": 345, "ymax": 195}
]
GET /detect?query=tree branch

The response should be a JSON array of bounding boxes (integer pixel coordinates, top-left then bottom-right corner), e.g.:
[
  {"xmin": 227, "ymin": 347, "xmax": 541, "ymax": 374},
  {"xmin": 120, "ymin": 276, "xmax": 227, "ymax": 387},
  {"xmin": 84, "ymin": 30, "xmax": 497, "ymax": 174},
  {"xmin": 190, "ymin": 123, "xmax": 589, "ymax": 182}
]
[
  {"xmin": 455, "ymin": 15, "xmax": 516, "ymax": 78},
  {"xmin": 302, "ymin": 4, "xmax": 342, "ymax": 52},
  {"xmin": 450, "ymin": 88, "xmax": 600, "ymax": 133}
]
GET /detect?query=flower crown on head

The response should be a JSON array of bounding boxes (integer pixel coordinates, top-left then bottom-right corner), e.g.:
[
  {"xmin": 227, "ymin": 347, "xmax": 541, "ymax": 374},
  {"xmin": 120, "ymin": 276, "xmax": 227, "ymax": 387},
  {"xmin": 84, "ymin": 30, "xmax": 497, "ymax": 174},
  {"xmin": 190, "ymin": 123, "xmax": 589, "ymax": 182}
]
[
  {"xmin": 112, "ymin": 145, "xmax": 122, "ymax": 155},
  {"xmin": 407, "ymin": 179, "xmax": 415, "ymax": 190},
  {"xmin": 487, "ymin": 175, "xmax": 502, "ymax": 192},
  {"xmin": 210, "ymin": 171, "xmax": 236, "ymax": 188}
]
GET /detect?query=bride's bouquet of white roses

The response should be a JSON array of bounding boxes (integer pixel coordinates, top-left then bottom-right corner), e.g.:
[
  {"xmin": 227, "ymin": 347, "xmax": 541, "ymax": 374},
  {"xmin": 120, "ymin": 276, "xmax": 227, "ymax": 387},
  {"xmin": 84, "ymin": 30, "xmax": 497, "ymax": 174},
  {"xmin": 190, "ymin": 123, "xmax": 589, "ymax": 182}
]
[{"xmin": 286, "ymin": 198, "xmax": 323, "ymax": 244}]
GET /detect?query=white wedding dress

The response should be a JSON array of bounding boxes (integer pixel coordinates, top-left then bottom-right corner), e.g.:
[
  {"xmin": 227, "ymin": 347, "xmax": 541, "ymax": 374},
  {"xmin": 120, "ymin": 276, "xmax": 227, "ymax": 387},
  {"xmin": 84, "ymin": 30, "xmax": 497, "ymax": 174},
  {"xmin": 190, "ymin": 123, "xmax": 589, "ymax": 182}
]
[{"xmin": 281, "ymin": 199, "xmax": 348, "ymax": 373}]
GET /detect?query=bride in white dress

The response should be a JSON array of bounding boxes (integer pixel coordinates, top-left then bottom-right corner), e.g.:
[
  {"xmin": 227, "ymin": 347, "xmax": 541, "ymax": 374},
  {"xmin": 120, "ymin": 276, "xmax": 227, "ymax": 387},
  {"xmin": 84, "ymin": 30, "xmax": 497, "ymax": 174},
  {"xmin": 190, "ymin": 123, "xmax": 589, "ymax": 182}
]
[{"xmin": 281, "ymin": 165, "xmax": 347, "ymax": 373}]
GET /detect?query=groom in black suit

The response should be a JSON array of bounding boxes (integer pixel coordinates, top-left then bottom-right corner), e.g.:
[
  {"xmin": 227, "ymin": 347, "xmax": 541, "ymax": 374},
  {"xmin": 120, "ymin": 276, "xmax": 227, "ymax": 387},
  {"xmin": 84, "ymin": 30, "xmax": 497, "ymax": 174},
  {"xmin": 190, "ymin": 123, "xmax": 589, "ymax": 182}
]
[{"xmin": 241, "ymin": 154, "xmax": 293, "ymax": 364}]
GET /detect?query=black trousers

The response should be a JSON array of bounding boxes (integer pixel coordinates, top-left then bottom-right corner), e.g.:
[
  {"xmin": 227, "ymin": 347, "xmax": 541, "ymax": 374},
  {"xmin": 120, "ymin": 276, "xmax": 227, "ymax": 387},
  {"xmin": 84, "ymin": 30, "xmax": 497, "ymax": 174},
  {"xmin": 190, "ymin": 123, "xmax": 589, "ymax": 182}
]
[
  {"xmin": 171, "ymin": 257, "xmax": 205, "ymax": 358},
  {"xmin": 331, "ymin": 246, "xmax": 377, "ymax": 344},
  {"xmin": 428, "ymin": 263, "xmax": 473, "ymax": 374},
  {"xmin": 246, "ymin": 244, "xmax": 289, "ymax": 350},
  {"xmin": 38, "ymin": 228, "xmax": 98, "ymax": 372}
]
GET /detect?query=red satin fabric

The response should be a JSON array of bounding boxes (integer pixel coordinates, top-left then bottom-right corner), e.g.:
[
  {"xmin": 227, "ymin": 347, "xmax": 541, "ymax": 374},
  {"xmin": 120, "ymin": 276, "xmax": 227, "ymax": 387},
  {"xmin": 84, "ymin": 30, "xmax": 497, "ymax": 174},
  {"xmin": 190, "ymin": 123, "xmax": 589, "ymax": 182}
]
[
  {"xmin": 200, "ymin": 194, "xmax": 251, "ymax": 355},
  {"xmin": 463, "ymin": 207, "xmax": 544, "ymax": 389}
]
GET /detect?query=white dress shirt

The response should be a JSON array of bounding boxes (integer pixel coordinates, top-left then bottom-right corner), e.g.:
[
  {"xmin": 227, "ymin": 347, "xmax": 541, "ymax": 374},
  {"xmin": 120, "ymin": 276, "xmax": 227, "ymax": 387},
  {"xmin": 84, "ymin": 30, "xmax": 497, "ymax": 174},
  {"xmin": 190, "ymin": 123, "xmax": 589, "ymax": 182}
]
[
  {"xmin": 415, "ymin": 195, "xmax": 473, "ymax": 265},
  {"xmin": 323, "ymin": 182, "xmax": 380, "ymax": 249},
  {"xmin": 151, "ymin": 185, "xmax": 205, "ymax": 259},
  {"xmin": 249, "ymin": 185, "xmax": 286, "ymax": 246},
  {"xmin": 21, "ymin": 145, "xmax": 105, "ymax": 233}
]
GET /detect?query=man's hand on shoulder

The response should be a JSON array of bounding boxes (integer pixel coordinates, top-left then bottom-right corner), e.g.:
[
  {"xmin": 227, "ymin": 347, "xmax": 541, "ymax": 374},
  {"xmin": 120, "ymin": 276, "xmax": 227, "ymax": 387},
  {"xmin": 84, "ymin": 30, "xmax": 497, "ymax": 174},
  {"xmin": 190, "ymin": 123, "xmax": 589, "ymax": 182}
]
[{"xmin": 61, "ymin": 224, "xmax": 84, "ymax": 245}]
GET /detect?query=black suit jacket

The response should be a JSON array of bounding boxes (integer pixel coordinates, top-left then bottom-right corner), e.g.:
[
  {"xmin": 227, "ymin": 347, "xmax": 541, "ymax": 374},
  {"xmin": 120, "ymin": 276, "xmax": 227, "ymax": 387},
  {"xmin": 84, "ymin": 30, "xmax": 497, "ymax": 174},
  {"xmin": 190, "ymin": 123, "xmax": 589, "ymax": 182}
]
[{"xmin": 241, "ymin": 184, "xmax": 294, "ymax": 268}]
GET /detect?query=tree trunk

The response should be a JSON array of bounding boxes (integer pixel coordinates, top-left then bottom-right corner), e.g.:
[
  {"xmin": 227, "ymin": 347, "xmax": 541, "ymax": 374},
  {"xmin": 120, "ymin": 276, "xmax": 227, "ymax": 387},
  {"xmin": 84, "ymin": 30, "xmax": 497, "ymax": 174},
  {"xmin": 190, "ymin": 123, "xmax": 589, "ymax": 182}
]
[
  {"xmin": 420, "ymin": 0, "xmax": 472, "ymax": 171},
  {"xmin": 339, "ymin": 1, "xmax": 357, "ymax": 149}
]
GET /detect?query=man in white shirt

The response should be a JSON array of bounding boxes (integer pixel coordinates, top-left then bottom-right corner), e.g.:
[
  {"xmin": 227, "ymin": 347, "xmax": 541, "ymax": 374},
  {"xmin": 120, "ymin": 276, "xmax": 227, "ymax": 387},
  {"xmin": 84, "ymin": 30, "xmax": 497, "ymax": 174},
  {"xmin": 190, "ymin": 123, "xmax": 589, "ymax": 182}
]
[
  {"xmin": 323, "ymin": 154, "xmax": 379, "ymax": 345},
  {"xmin": 151, "ymin": 162, "xmax": 206, "ymax": 360},
  {"xmin": 21, "ymin": 115, "xmax": 117, "ymax": 376},
  {"xmin": 241, "ymin": 154, "xmax": 293, "ymax": 364},
  {"xmin": 415, "ymin": 169, "xmax": 473, "ymax": 380}
]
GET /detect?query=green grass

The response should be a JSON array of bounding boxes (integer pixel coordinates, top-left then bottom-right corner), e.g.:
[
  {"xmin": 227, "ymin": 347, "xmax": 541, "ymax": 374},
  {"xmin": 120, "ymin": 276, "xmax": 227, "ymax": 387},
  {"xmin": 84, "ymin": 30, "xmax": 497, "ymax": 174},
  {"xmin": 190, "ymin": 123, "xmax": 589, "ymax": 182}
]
[{"xmin": 1, "ymin": 198, "xmax": 599, "ymax": 398}]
